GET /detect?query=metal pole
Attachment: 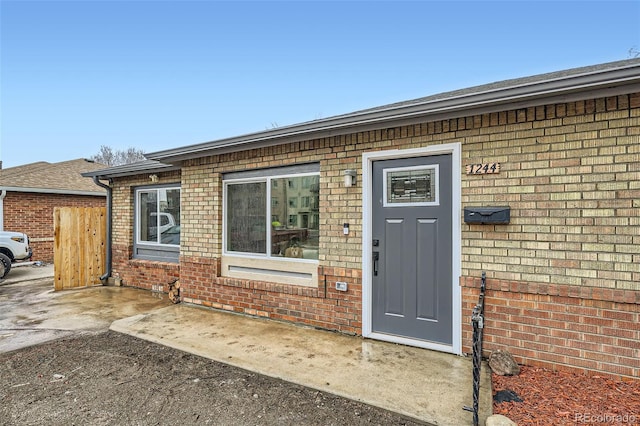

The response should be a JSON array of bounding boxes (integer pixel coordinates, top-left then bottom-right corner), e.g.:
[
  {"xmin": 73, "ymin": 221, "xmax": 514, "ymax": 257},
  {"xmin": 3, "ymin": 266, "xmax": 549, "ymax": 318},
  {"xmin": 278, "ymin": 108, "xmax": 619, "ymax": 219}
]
[{"xmin": 464, "ymin": 271, "xmax": 486, "ymax": 426}]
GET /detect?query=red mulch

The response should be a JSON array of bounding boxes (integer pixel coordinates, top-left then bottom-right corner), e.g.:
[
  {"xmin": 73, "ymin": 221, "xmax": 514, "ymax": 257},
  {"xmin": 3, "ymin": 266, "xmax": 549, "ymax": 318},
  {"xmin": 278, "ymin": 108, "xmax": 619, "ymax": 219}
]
[{"xmin": 492, "ymin": 366, "xmax": 640, "ymax": 425}]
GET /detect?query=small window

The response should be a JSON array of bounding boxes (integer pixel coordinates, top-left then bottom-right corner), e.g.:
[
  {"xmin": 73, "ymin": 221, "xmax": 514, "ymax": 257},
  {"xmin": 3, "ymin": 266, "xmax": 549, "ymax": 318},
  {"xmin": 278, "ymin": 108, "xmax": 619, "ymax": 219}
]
[
  {"xmin": 135, "ymin": 185, "xmax": 181, "ymax": 262},
  {"xmin": 383, "ymin": 165, "xmax": 438, "ymax": 207}
]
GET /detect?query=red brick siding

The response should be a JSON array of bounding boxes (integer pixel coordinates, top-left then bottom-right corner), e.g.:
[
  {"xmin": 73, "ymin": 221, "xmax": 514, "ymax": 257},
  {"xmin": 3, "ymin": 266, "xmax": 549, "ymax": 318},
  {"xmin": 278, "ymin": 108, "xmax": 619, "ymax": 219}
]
[
  {"xmin": 461, "ymin": 276, "xmax": 640, "ymax": 380},
  {"xmin": 179, "ymin": 255, "xmax": 361, "ymax": 334},
  {"xmin": 3, "ymin": 191, "xmax": 105, "ymax": 262},
  {"xmin": 112, "ymin": 243, "xmax": 179, "ymax": 291}
]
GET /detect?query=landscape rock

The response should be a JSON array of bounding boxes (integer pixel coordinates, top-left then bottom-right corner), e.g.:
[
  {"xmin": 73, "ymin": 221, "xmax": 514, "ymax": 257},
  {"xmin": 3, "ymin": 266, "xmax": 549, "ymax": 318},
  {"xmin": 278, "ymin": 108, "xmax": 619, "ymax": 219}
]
[
  {"xmin": 488, "ymin": 349, "xmax": 520, "ymax": 376},
  {"xmin": 486, "ymin": 414, "xmax": 517, "ymax": 426},
  {"xmin": 493, "ymin": 389, "xmax": 523, "ymax": 403}
]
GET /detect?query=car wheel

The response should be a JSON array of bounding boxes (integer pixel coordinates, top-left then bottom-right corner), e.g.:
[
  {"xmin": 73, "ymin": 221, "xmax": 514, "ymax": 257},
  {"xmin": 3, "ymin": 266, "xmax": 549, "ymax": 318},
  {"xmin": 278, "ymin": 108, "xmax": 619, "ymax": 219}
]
[{"xmin": 0, "ymin": 253, "xmax": 11, "ymax": 279}]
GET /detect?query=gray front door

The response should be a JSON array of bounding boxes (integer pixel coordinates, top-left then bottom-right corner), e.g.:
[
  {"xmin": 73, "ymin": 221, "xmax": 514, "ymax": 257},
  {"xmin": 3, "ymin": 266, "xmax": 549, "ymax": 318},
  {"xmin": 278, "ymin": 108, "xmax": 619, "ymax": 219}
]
[{"xmin": 372, "ymin": 154, "xmax": 452, "ymax": 345}]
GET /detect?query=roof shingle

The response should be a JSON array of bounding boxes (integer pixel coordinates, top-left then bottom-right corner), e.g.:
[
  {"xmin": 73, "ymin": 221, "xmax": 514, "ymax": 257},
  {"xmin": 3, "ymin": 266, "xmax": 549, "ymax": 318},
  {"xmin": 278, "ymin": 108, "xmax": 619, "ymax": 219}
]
[{"xmin": 0, "ymin": 159, "xmax": 107, "ymax": 194}]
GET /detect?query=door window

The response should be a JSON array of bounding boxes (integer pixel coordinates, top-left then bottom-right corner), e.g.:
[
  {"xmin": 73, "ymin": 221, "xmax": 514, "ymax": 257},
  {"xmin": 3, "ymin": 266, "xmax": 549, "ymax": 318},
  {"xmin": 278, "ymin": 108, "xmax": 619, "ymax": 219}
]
[{"xmin": 383, "ymin": 165, "xmax": 438, "ymax": 207}]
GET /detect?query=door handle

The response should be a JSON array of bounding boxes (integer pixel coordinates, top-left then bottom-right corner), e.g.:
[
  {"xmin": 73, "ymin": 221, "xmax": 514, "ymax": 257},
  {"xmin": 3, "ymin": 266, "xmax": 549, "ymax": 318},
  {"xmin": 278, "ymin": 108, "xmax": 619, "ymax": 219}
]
[{"xmin": 373, "ymin": 251, "xmax": 379, "ymax": 276}]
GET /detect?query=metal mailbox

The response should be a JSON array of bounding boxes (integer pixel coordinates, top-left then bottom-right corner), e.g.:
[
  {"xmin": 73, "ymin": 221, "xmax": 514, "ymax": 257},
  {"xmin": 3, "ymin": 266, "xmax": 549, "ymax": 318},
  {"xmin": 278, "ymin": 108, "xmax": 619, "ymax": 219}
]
[{"xmin": 464, "ymin": 206, "xmax": 510, "ymax": 224}]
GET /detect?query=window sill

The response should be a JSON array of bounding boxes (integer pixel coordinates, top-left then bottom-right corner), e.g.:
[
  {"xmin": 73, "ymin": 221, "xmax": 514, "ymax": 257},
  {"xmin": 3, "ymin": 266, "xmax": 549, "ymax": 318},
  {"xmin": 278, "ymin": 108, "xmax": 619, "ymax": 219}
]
[{"xmin": 221, "ymin": 255, "xmax": 318, "ymax": 287}]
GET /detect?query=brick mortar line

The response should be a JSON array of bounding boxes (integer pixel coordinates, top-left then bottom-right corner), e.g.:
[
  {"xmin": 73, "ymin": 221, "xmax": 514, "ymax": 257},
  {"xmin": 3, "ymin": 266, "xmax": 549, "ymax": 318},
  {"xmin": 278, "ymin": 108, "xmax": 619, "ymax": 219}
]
[{"xmin": 460, "ymin": 276, "xmax": 639, "ymax": 305}]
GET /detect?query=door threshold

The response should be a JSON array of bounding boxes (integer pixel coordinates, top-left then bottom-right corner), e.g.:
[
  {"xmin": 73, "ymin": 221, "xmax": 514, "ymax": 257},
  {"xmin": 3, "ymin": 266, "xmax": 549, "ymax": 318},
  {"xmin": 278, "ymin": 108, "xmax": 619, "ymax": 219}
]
[{"xmin": 367, "ymin": 331, "xmax": 459, "ymax": 355}]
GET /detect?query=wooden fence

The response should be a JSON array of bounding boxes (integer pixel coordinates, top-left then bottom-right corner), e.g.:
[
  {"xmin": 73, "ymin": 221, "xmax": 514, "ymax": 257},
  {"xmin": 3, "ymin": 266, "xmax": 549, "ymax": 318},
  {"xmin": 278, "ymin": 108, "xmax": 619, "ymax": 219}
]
[{"xmin": 53, "ymin": 207, "xmax": 106, "ymax": 290}]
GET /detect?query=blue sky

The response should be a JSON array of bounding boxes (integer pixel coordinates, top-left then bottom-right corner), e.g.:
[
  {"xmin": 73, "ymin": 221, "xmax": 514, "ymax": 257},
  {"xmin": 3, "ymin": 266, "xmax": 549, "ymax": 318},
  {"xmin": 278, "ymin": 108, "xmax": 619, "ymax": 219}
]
[{"xmin": 1, "ymin": 0, "xmax": 639, "ymax": 168}]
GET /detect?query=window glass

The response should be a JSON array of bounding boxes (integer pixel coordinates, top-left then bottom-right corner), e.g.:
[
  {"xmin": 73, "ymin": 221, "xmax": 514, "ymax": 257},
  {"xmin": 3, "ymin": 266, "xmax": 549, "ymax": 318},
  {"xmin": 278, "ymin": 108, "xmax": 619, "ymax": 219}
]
[
  {"xmin": 139, "ymin": 191, "xmax": 158, "ymax": 243},
  {"xmin": 271, "ymin": 176, "xmax": 319, "ymax": 259},
  {"xmin": 137, "ymin": 187, "xmax": 181, "ymax": 246},
  {"xmin": 226, "ymin": 182, "xmax": 267, "ymax": 254},
  {"xmin": 385, "ymin": 167, "xmax": 437, "ymax": 205},
  {"xmin": 225, "ymin": 174, "xmax": 319, "ymax": 260},
  {"xmin": 158, "ymin": 188, "xmax": 181, "ymax": 245}
]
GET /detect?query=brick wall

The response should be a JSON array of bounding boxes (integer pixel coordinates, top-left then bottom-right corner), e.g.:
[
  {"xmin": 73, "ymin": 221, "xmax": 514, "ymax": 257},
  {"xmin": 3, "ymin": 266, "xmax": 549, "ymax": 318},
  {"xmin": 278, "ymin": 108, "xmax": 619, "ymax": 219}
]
[
  {"xmin": 113, "ymin": 245, "xmax": 180, "ymax": 291},
  {"xmin": 460, "ymin": 96, "xmax": 639, "ymax": 290},
  {"xmin": 461, "ymin": 277, "xmax": 640, "ymax": 380},
  {"xmin": 110, "ymin": 92, "xmax": 640, "ymax": 379},
  {"xmin": 456, "ymin": 95, "xmax": 640, "ymax": 379},
  {"xmin": 179, "ymin": 255, "xmax": 362, "ymax": 334},
  {"xmin": 2, "ymin": 191, "xmax": 105, "ymax": 262}
]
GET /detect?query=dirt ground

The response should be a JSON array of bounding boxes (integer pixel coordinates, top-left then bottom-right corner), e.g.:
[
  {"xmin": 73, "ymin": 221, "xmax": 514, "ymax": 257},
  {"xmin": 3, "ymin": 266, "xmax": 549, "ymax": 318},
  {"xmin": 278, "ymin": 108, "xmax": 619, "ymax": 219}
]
[{"xmin": 0, "ymin": 331, "xmax": 423, "ymax": 426}]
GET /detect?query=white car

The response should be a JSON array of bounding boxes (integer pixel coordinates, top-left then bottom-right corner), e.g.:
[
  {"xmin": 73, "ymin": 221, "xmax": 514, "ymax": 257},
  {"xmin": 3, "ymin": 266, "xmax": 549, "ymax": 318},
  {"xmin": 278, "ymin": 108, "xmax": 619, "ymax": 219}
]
[
  {"xmin": 152, "ymin": 212, "xmax": 176, "ymax": 234},
  {"xmin": 0, "ymin": 231, "xmax": 33, "ymax": 279},
  {"xmin": 147, "ymin": 212, "xmax": 177, "ymax": 240}
]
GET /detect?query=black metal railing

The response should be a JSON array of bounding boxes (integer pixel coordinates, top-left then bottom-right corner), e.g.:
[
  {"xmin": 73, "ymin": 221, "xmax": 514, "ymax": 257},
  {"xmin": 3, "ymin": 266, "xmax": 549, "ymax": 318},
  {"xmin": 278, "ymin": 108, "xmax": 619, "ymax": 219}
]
[{"xmin": 463, "ymin": 271, "xmax": 486, "ymax": 426}]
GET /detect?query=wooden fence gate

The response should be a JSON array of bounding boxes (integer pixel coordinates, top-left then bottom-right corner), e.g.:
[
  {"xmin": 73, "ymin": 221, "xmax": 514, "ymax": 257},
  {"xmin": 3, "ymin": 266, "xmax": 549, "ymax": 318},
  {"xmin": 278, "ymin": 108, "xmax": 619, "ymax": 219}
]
[{"xmin": 54, "ymin": 207, "xmax": 106, "ymax": 291}]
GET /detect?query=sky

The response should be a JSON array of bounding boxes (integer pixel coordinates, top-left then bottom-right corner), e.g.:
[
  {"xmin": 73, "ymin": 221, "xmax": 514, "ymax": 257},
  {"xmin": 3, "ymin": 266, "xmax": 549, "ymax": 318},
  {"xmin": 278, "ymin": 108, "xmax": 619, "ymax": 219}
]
[{"xmin": 1, "ymin": 0, "xmax": 639, "ymax": 169}]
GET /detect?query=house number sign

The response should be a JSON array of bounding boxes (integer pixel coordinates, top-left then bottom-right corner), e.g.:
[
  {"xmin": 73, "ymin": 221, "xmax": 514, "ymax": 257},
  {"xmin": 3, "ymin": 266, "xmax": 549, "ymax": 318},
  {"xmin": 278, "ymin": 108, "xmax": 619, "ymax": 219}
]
[{"xmin": 466, "ymin": 163, "xmax": 500, "ymax": 175}]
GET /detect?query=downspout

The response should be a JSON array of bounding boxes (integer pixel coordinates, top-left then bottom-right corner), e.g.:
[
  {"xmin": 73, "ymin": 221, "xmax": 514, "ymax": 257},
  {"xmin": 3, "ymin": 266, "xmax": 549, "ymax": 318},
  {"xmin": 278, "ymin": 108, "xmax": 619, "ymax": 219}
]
[
  {"xmin": 92, "ymin": 177, "xmax": 112, "ymax": 284},
  {"xmin": 0, "ymin": 190, "xmax": 6, "ymax": 231}
]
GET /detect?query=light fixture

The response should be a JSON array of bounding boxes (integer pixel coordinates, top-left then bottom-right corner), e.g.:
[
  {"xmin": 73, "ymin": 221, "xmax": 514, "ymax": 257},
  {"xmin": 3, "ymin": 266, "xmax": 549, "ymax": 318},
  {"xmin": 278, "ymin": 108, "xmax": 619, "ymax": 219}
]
[
  {"xmin": 344, "ymin": 169, "xmax": 356, "ymax": 188},
  {"xmin": 149, "ymin": 174, "xmax": 159, "ymax": 183}
]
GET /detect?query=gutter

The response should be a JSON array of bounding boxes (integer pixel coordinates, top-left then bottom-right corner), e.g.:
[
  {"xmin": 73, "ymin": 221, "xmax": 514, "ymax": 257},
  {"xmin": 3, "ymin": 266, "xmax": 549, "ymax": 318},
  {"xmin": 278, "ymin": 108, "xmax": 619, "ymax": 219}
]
[{"xmin": 91, "ymin": 177, "xmax": 112, "ymax": 283}]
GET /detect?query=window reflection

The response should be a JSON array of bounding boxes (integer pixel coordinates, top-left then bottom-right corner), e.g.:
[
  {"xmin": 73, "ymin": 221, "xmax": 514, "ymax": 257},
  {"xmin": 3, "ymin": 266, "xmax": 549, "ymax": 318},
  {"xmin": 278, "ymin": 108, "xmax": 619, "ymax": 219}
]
[
  {"xmin": 227, "ymin": 182, "xmax": 267, "ymax": 254},
  {"xmin": 138, "ymin": 187, "xmax": 181, "ymax": 245},
  {"xmin": 270, "ymin": 176, "xmax": 319, "ymax": 259},
  {"xmin": 139, "ymin": 192, "xmax": 157, "ymax": 243}
]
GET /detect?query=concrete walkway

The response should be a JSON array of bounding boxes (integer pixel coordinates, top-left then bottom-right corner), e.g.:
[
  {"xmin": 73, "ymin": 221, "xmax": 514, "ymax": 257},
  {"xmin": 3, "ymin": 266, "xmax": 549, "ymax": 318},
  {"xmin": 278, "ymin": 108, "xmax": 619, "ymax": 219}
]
[
  {"xmin": 0, "ymin": 273, "xmax": 171, "ymax": 353},
  {"xmin": 0, "ymin": 262, "xmax": 54, "ymax": 286},
  {"xmin": 112, "ymin": 304, "xmax": 492, "ymax": 425},
  {"xmin": 1, "ymin": 265, "xmax": 492, "ymax": 425}
]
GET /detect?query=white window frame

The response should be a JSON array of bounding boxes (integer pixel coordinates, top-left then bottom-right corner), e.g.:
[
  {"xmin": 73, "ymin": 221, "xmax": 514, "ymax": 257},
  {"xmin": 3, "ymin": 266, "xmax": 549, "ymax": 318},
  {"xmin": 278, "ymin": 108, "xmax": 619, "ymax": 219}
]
[
  {"xmin": 135, "ymin": 185, "xmax": 181, "ymax": 247},
  {"xmin": 222, "ymin": 171, "xmax": 319, "ymax": 264}
]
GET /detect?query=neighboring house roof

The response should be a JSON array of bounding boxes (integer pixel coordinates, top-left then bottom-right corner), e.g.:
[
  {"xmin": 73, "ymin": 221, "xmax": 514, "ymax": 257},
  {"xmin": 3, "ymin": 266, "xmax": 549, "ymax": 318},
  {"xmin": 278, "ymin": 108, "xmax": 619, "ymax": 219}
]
[
  {"xmin": 0, "ymin": 162, "xmax": 51, "ymax": 179},
  {"xmin": 0, "ymin": 159, "xmax": 108, "ymax": 196},
  {"xmin": 142, "ymin": 58, "xmax": 640, "ymax": 164}
]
